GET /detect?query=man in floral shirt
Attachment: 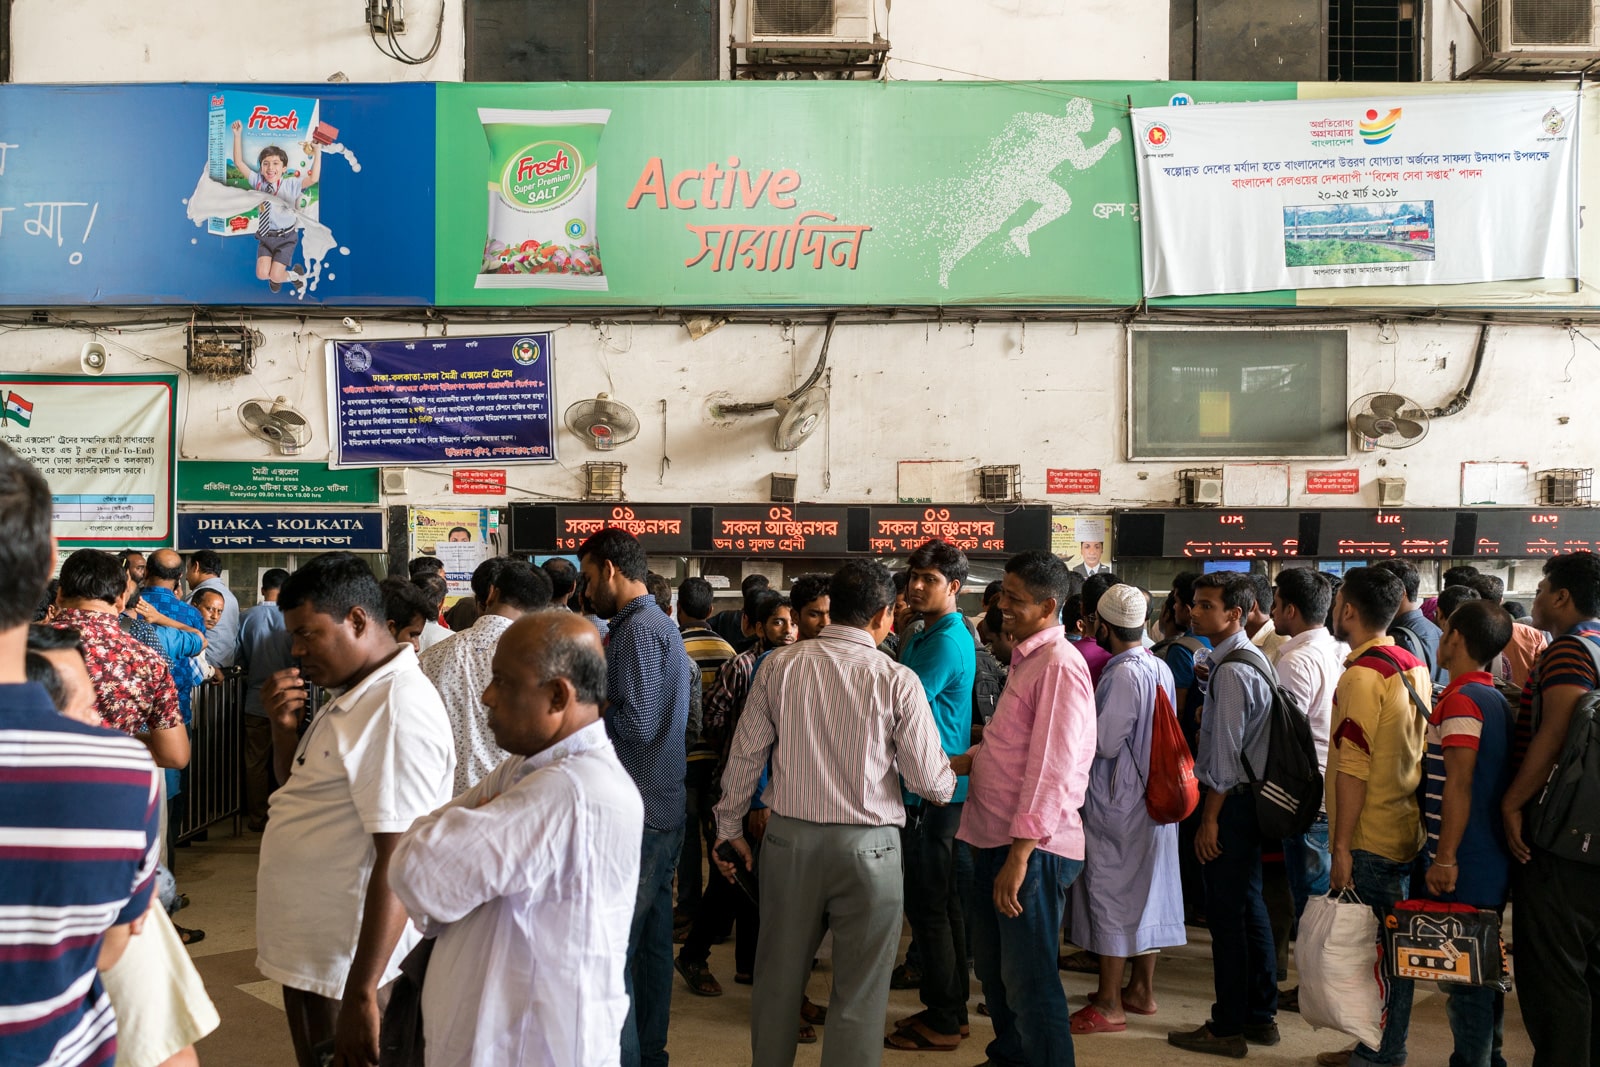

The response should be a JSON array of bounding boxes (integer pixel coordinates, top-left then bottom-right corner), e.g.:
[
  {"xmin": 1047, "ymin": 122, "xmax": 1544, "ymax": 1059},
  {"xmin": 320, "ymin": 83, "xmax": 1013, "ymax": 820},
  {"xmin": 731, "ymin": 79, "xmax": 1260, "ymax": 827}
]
[{"xmin": 53, "ymin": 548, "xmax": 189, "ymax": 772}]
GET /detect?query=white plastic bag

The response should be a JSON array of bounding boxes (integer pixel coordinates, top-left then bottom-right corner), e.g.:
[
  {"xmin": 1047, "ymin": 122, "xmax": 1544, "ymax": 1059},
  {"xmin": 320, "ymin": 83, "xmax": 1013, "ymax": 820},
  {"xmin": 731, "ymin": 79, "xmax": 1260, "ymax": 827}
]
[{"xmin": 1297, "ymin": 890, "xmax": 1384, "ymax": 1051}]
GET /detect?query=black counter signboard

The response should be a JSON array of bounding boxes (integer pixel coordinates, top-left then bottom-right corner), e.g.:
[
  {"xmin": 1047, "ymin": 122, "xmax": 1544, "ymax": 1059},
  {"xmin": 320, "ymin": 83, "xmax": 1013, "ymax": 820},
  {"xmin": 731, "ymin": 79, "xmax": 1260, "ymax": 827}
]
[
  {"xmin": 709, "ymin": 505, "xmax": 853, "ymax": 555},
  {"xmin": 867, "ymin": 506, "xmax": 1050, "ymax": 558},
  {"xmin": 511, "ymin": 504, "xmax": 695, "ymax": 555},
  {"xmin": 1116, "ymin": 508, "xmax": 1600, "ymax": 559}
]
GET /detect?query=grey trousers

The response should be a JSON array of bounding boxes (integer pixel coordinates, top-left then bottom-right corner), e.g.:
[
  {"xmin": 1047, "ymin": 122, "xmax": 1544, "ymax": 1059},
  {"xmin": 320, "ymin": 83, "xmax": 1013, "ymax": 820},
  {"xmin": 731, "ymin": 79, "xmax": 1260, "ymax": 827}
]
[{"xmin": 752, "ymin": 815, "xmax": 903, "ymax": 1067}]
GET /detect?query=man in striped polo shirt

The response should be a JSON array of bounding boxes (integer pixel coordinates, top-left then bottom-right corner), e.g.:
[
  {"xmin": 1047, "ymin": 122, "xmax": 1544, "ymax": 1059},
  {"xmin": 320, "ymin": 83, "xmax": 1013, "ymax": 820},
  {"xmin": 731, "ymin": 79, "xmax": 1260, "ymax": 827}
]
[{"xmin": 0, "ymin": 440, "xmax": 163, "ymax": 1066}]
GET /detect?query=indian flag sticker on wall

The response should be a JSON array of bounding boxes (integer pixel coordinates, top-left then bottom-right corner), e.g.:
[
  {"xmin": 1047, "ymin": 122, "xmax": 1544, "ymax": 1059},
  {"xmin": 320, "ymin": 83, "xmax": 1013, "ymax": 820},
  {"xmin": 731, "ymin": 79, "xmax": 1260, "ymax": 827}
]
[{"xmin": 4, "ymin": 391, "xmax": 33, "ymax": 427}]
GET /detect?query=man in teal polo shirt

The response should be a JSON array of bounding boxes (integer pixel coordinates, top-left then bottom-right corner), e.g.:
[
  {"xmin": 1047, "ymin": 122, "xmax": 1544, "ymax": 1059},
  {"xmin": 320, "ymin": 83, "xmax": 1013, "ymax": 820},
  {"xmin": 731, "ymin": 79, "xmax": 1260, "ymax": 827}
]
[{"xmin": 886, "ymin": 538, "xmax": 979, "ymax": 1052}]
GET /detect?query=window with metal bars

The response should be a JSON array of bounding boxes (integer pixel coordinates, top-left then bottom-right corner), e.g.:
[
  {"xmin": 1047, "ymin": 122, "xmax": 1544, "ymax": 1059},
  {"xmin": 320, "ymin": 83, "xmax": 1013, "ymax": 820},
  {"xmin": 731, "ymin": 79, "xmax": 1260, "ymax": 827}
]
[{"xmin": 1329, "ymin": 0, "xmax": 1420, "ymax": 81}]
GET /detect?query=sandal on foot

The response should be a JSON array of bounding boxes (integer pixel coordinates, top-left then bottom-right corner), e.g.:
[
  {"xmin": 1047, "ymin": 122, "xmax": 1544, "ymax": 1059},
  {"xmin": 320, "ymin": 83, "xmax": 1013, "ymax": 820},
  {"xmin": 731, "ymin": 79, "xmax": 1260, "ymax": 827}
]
[
  {"xmin": 800, "ymin": 997, "xmax": 827, "ymax": 1026},
  {"xmin": 1059, "ymin": 950, "xmax": 1100, "ymax": 973},
  {"xmin": 673, "ymin": 957, "xmax": 722, "ymax": 997},
  {"xmin": 894, "ymin": 1010, "xmax": 970, "ymax": 1038},
  {"xmin": 175, "ymin": 924, "xmax": 205, "ymax": 946},
  {"xmin": 798, "ymin": 1025, "xmax": 818, "ymax": 1045},
  {"xmin": 1070, "ymin": 1006, "xmax": 1126, "ymax": 1035},
  {"xmin": 885, "ymin": 1020, "xmax": 962, "ymax": 1051},
  {"xmin": 733, "ymin": 972, "xmax": 753, "ymax": 985}
]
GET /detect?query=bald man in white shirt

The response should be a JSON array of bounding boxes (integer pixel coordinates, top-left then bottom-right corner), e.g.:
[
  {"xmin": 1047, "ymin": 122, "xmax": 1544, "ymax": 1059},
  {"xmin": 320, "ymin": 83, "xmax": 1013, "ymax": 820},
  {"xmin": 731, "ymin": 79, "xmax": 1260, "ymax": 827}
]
[{"xmin": 391, "ymin": 612, "xmax": 644, "ymax": 1067}]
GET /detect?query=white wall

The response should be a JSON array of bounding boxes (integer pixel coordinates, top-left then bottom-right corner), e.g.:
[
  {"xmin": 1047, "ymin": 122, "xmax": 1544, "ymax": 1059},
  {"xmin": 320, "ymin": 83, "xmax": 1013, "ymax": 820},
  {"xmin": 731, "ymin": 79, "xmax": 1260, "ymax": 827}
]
[
  {"xmin": 7, "ymin": 316, "xmax": 1589, "ymax": 511},
  {"xmin": 884, "ymin": 0, "xmax": 1167, "ymax": 81},
  {"xmin": 1427, "ymin": 0, "xmax": 1485, "ymax": 80},
  {"xmin": 10, "ymin": 0, "xmax": 464, "ymax": 83}
]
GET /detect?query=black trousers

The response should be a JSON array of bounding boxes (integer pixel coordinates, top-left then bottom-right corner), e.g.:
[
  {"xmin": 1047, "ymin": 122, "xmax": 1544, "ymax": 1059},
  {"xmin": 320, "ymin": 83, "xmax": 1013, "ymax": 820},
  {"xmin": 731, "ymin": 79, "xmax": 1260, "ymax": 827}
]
[
  {"xmin": 903, "ymin": 801, "xmax": 969, "ymax": 1035},
  {"xmin": 1514, "ymin": 847, "xmax": 1600, "ymax": 1067},
  {"xmin": 680, "ymin": 831, "xmax": 759, "ymax": 977}
]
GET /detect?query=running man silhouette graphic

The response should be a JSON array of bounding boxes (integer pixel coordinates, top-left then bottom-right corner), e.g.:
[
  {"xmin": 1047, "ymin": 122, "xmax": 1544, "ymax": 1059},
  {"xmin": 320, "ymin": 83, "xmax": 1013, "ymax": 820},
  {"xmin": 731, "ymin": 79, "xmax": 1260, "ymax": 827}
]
[{"xmin": 937, "ymin": 97, "xmax": 1122, "ymax": 288}]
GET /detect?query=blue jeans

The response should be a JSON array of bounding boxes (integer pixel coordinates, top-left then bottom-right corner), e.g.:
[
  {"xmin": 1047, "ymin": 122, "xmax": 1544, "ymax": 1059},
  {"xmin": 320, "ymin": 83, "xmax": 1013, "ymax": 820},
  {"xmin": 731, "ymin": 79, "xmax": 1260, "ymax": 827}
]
[
  {"xmin": 1283, "ymin": 814, "xmax": 1331, "ymax": 919},
  {"xmin": 621, "ymin": 824, "xmax": 684, "ymax": 1067},
  {"xmin": 1443, "ymin": 983, "xmax": 1506, "ymax": 1067},
  {"xmin": 1203, "ymin": 793, "xmax": 1278, "ymax": 1036},
  {"xmin": 969, "ymin": 845, "xmax": 1083, "ymax": 1067},
  {"xmin": 1349, "ymin": 850, "xmax": 1414, "ymax": 1067}
]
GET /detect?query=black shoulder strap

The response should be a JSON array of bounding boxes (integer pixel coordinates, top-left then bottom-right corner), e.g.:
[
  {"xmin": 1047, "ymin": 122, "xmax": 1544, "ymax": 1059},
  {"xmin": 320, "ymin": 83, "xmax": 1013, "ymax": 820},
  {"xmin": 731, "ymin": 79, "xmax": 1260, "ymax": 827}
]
[
  {"xmin": 1357, "ymin": 644, "xmax": 1431, "ymax": 722},
  {"xmin": 1214, "ymin": 645, "xmax": 1277, "ymax": 685},
  {"xmin": 1391, "ymin": 623, "xmax": 1436, "ymax": 677}
]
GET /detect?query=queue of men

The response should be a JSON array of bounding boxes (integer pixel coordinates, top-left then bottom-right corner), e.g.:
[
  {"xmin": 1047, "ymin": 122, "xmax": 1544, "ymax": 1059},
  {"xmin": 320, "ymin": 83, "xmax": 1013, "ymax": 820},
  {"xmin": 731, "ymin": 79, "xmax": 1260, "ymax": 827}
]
[{"xmin": 5, "ymin": 420, "xmax": 1600, "ymax": 1066}]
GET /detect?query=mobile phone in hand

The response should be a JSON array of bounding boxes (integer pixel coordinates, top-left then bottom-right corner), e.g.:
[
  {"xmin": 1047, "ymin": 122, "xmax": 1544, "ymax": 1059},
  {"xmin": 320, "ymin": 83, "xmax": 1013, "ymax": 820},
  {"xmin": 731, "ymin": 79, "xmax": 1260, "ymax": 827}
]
[{"xmin": 715, "ymin": 841, "xmax": 759, "ymax": 904}]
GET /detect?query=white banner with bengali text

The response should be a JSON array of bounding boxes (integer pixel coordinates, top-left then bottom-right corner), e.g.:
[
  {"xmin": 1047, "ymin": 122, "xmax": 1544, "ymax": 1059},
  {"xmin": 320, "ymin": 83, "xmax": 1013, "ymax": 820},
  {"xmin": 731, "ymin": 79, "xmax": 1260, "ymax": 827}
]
[
  {"xmin": 1133, "ymin": 91, "xmax": 1581, "ymax": 297},
  {"xmin": 0, "ymin": 375, "xmax": 177, "ymax": 549}
]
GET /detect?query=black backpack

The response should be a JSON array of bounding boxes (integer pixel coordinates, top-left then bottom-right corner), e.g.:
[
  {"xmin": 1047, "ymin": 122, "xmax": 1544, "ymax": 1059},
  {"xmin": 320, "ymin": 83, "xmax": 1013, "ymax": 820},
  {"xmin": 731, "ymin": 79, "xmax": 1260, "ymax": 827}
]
[
  {"xmin": 1526, "ymin": 635, "xmax": 1600, "ymax": 866},
  {"xmin": 971, "ymin": 647, "xmax": 1005, "ymax": 734},
  {"xmin": 1213, "ymin": 647, "xmax": 1323, "ymax": 839}
]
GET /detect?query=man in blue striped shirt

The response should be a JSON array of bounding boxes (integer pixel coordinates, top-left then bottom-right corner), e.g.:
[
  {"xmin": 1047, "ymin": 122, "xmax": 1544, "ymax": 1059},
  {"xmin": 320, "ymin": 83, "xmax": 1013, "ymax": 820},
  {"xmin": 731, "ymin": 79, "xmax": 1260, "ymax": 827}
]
[
  {"xmin": 0, "ymin": 440, "xmax": 163, "ymax": 1067},
  {"xmin": 581, "ymin": 528, "xmax": 693, "ymax": 1067}
]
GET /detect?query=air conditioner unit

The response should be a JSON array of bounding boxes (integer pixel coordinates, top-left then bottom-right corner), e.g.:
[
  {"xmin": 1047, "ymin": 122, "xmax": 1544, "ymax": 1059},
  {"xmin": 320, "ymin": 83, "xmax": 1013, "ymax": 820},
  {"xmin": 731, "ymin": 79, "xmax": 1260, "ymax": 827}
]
[
  {"xmin": 1179, "ymin": 468, "xmax": 1224, "ymax": 507},
  {"xmin": 747, "ymin": 0, "xmax": 875, "ymax": 43},
  {"xmin": 1376, "ymin": 477, "xmax": 1408, "ymax": 507},
  {"xmin": 1483, "ymin": 0, "xmax": 1600, "ymax": 56}
]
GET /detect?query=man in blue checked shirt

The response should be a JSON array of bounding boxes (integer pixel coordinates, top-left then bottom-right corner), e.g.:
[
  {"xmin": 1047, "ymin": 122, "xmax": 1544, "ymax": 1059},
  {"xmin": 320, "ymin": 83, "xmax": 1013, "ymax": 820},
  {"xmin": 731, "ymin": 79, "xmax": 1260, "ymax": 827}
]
[
  {"xmin": 580, "ymin": 527, "xmax": 693, "ymax": 1067},
  {"xmin": 140, "ymin": 549, "xmax": 207, "ymax": 725}
]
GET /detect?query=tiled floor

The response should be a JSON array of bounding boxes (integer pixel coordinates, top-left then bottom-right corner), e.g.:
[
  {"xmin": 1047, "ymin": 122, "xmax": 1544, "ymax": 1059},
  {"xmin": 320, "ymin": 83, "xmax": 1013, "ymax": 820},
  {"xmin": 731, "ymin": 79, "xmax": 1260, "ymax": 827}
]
[{"xmin": 175, "ymin": 826, "xmax": 1532, "ymax": 1065}]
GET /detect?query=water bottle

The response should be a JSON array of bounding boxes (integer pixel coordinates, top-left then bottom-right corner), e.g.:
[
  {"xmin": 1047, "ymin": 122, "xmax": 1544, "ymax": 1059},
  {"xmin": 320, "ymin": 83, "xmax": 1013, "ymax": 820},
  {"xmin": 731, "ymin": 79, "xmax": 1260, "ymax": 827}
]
[{"xmin": 1192, "ymin": 646, "xmax": 1211, "ymax": 696}]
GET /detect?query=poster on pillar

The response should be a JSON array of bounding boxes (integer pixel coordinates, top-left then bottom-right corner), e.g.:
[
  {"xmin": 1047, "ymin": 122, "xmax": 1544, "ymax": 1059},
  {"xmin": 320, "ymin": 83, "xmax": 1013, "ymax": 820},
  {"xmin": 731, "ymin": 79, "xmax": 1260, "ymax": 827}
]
[
  {"xmin": 434, "ymin": 81, "xmax": 1144, "ymax": 306},
  {"xmin": 0, "ymin": 83, "xmax": 435, "ymax": 306},
  {"xmin": 1132, "ymin": 91, "xmax": 1581, "ymax": 297},
  {"xmin": 0, "ymin": 374, "xmax": 177, "ymax": 549}
]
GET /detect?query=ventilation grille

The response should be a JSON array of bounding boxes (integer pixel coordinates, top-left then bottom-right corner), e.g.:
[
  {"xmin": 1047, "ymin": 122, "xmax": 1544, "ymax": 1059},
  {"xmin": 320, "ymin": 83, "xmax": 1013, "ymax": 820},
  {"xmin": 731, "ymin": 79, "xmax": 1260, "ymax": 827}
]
[
  {"xmin": 582, "ymin": 462, "xmax": 627, "ymax": 502},
  {"xmin": 752, "ymin": 0, "xmax": 835, "ymax": 36},
  {"xmin": 769, "ymin": 472, "xmax": 798, "ymax": 503},
  {"xmin": 977, "ymin": 465, "xmax": 1020, "ymax": 503},
  {"xmin": 1537, "ymin": 468, "xmax": 1593, "ymax": 506}
]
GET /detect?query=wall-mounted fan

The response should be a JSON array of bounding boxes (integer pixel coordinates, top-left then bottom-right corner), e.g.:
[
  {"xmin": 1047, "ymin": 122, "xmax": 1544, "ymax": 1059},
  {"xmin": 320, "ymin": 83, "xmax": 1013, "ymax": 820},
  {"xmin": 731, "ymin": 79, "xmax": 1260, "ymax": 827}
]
[
  {"xmin": 238, "ymin": 396, "xmax": 312, "ymax": 455},
  {"xmin": 565, "ymin": 393, "xmax": 640, "ymax": 451},
  {"xmin": 1349, "ymin": 392, "xmax": 1428, "ymax": 449},
  {"xmin": 772, "ymin": 388, "xmax": 827, "ymax": 451}
]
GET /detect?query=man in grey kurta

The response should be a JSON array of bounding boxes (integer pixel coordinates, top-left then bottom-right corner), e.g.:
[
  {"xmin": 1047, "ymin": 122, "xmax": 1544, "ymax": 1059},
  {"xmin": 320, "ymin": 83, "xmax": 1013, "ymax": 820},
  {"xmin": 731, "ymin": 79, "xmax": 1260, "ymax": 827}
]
[{"xmin": 1067, "ymin": 584, "xmax": 1186, "ymax": 1034}]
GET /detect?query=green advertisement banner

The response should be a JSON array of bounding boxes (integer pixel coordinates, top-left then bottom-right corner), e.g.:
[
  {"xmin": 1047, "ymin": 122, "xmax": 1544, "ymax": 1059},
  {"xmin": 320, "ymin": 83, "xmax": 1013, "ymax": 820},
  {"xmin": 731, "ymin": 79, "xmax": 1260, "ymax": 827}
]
[
  {"xmin": 436, "ymin": 82, "xmax": 1151, "ymax": 307},
  {"xmin": 177, "ymin": 460, "xmax": 381, "ymax": 505}
]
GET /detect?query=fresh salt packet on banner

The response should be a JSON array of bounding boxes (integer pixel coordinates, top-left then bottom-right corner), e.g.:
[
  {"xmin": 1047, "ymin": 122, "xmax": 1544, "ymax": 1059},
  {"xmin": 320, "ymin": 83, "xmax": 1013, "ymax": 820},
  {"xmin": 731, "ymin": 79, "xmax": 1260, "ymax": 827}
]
[{"xmin": 476, "ymin": 108, "xmax": 609, "ymax": 291}]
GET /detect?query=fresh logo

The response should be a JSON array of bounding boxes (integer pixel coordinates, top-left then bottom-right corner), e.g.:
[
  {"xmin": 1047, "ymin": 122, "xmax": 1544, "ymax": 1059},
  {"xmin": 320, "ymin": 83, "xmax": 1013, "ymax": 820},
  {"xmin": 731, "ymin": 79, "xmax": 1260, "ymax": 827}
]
[
  {"xmin": 3, "ymin": 391, "xmax": 34, "ymax": 427},
  {"xmin": 1144, "ymin": 123, "xmax": 1172, "ymax": 149},
  {"xmin": 512, "ymin": 338, "xmax": 542, "ymax": 366},
  {"xmin": 1544, "ymin": 107, "xmax": 1567, "ymax": 136},
  {"xmin": 248, "ymin": 105, "xmax": 301, "ymax": 131},
  {"xmin": 502, "ymin": 141, "xmax": 583, "ymax": 211},
  {"xmin": 1360, "ymin": 107, "xmax": 1401, "ymax": 145}
]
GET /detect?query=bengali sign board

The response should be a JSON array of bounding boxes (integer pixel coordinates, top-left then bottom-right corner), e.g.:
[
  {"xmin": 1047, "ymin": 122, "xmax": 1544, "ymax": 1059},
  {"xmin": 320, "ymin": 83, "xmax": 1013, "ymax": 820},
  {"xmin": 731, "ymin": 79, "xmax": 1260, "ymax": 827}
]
[
  {"xmin": 1306, "ymin": 469, "xmax": 1361, "ymax": 495},
  {"xmin": 178, "ymin": 510, "xmax": 384, "ymax": 552},
  {"xmin": 452, "ymin": 468, "xmax": 507, "ymax": 495},
  {"xmin": 177, "ymin": 460, "xmax": 379, "ymax": 504},
  {"xmin": 0, "ymin": 374, "xmax": 177, "ymax": 550},
  {"xmin": 547, "ymin": 505, "xmax": 694, "ymax": 555},
  {"xmin": 1134, "ymin": 91, "xmax": 1581, "ymax": 297},
  {"xmin": 328, "ymin": 333, "xmax": 555, "ymax": 468},
  {"xmin": 1047, "ymin": 469, "xmax": 1102, "ymax": 494},
  {"xmin": 709, "ymin": 505, "xmax": 850, "ymax": 556}
]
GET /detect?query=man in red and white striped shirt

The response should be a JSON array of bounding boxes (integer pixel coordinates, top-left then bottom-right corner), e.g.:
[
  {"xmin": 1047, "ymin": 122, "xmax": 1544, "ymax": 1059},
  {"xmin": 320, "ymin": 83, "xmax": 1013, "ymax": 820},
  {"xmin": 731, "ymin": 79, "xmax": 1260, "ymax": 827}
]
[{"xmin": 714, "ymin": 559, "xmax": 957, "ymax": 1067}]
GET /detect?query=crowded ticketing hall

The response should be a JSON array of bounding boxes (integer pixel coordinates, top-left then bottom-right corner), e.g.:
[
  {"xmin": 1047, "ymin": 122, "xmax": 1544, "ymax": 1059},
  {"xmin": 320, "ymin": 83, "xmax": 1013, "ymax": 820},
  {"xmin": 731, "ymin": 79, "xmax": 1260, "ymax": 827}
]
[{"xmin": 4, "ymin": 5, "xmax": 1600, "ymax": 1067}]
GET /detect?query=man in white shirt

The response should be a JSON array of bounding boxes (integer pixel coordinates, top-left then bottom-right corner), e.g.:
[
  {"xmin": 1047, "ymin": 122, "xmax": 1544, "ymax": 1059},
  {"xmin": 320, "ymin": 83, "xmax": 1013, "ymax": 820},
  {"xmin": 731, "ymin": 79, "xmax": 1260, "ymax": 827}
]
[
  {"xmin": 1269, "ymin": 569, "xmax": 1345, "ymax": 927},
  {"xmin": 391, "ymin": 611, "xmax": 644, "ymax": 1067},
  {"xmin": 421, "ymin": 557, "xmax": 552, "ymax": 794},
  {"xmin": 257, "ymin": 552, "xmax": 456, "ymax": 1067},
  {"xmin": 413, "ymin": 573, "xmax": 453, "ymax": 652},
  {"xmin": 1247, "ymin": 573, "xmax": 1288, "ymax": 665}
]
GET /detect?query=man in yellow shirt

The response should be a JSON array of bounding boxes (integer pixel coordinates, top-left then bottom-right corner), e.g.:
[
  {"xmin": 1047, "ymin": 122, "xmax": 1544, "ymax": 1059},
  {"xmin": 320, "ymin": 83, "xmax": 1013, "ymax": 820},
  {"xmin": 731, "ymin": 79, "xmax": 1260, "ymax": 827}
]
[{"xmin": 1318, "ymin": 566, "xmax": 1429, "ymax": 1067}]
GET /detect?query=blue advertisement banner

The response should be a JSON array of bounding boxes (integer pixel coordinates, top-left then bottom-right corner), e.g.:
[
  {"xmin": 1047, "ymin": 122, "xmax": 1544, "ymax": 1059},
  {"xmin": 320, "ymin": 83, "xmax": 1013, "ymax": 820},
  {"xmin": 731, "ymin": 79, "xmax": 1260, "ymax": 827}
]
[
  {"xmin": 0, "ymin": 83, "xmax": 434, "ymax": 306},
  {"xmin": 328, "ymin": 333, "xmax": 556, "ymax": 468},
  {"xmin": 177, "ymin": 510, "xmax": 385, "ymax": 552}
]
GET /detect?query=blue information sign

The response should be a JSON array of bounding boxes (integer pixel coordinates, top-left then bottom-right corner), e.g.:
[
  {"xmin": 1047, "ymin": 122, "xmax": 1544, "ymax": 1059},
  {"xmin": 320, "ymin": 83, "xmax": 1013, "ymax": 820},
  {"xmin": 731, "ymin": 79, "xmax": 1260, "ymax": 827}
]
[
  {"xmin": 328, "ymin": 333, "xmax": 556, "ymax": 468},
  {"xmin": 177, "ymin": 510, "xmax": 385, "ymax": 552}
]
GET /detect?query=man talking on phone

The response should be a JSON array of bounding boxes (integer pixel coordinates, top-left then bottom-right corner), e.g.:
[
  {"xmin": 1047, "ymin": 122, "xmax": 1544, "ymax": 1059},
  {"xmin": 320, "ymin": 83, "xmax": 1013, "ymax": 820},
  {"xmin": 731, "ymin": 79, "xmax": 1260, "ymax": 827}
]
[{"xmin": 256, "ymin": 553, "xmax": 455, "ymax": 1067}]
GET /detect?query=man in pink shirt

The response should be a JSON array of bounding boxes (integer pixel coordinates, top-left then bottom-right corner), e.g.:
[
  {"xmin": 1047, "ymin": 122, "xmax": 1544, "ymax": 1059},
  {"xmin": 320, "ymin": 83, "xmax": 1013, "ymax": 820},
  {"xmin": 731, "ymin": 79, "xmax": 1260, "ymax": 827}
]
[{"xmin": 954, "ymin": 550, "xmax": 1097, "ymax": 1067}]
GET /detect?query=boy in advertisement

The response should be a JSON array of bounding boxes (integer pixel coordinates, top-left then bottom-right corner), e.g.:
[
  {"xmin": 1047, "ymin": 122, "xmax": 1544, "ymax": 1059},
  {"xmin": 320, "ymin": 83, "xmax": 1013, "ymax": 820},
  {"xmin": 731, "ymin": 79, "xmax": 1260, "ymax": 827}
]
[{"xmin": 232, "ymin": 119, "xmax": 320, "ymax": 293}]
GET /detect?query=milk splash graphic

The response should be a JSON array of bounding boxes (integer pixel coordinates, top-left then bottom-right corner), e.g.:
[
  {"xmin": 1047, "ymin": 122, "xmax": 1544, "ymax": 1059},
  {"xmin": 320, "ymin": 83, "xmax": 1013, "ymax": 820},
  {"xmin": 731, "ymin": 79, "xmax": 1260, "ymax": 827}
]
[{"xmin": 184, "ymin": 175, "xmax": 346, "ymax": 299}]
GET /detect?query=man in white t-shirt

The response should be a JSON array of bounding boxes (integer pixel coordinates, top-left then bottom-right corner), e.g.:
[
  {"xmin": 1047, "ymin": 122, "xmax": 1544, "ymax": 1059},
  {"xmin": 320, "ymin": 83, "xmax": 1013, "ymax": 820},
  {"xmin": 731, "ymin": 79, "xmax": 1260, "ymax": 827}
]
[
  {"xmin": 1269, "ymin": 568, "xmax": 1346, "ymax": 951},
  {"xmin": 257, "ymin": 552, "xmax": 455, "ymax": 1067}
]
